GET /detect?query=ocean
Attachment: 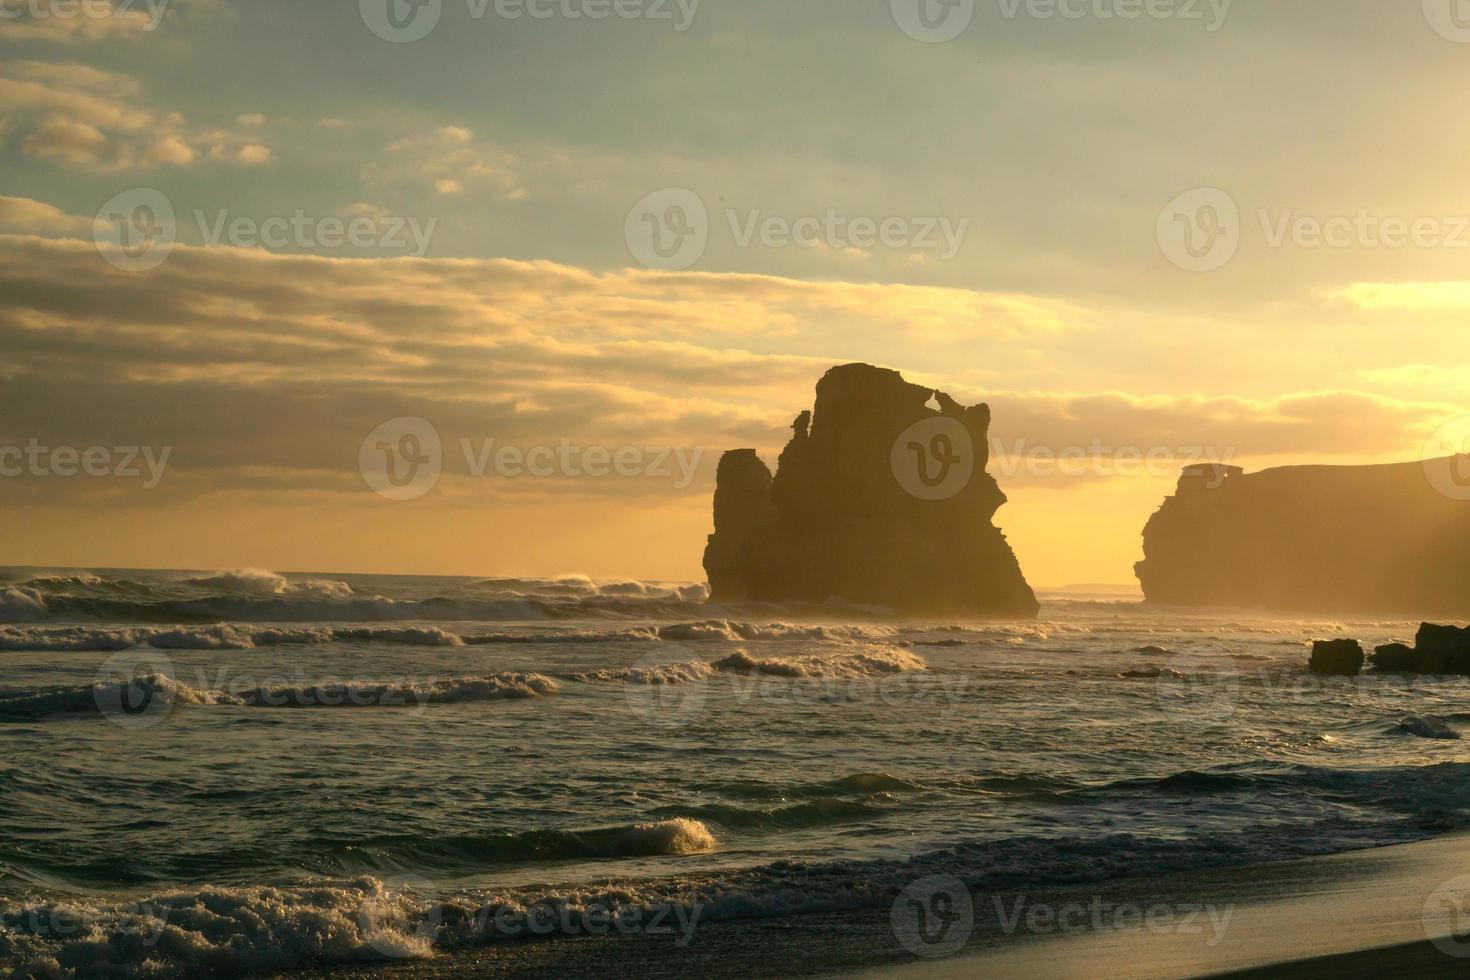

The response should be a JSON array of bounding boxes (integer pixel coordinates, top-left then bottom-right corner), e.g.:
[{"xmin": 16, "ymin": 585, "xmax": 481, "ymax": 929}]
[{"xmin": 1, "ymin": 568, "xmax": 1467, "ymax": 977}]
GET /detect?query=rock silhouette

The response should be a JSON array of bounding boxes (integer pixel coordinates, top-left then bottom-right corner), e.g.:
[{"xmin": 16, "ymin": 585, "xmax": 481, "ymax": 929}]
[
  {"xmin": 703, "ymin": 363, "xmax": 1038, "ymax": 618},
  {"xmin": 1136, "ymin": 458, "xmax": 1470, "ymax": 615},
  {"xmin": 1368, "ymin": 623, "xmax": 1470, "ymax": 675},
  {"xmin": 1308, "ymin": 639, "xmax": 1364, "ymax": 676}
]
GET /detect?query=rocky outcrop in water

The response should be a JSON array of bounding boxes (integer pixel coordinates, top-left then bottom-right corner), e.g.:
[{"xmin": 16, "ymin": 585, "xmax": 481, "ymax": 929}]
[
  {"xmin": 1136, "ymin": 458, "xmax": 1470, "ymax": 615},
  {"xmin": 703, "ymin": 363, "xmax": 1038, "ymax": 618},
  {"xmin": 1369, "ymin": 623, "xmax": 1470, "ymax": 675},
  {"xmin": 1308, "ymin": 639, "xmax": 1364, "ymax": 676},
  {"xmin": 1297, "ymin": 624, "xmax": 1470, "ymax": 676}
]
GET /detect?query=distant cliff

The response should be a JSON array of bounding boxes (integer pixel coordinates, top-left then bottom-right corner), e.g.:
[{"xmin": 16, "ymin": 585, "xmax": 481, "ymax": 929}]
[
  {"xmin": 1136, "ymin": 458, "xmax": 1470, "ymax": 615},
  {"xmin": 703, "ymin": 363, "xmax": 1038, "ymax": 618}
]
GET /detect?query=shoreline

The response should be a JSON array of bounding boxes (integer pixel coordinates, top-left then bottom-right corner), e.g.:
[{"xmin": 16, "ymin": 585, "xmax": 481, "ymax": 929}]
[
  {"xmin": 865, "ymin": 831, "xmax": 1470, "ymax": 980},
  {"xmin": 286, "ymin": 832, "xmax": 1470, "ymax": 979}
]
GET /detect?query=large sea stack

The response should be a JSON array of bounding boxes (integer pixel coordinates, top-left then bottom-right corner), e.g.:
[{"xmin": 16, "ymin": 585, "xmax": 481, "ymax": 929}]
[
  {"xmin": 1136, "ymin": 458, "xmax": 1470, "ymax": 615},
  {"xmin": 703, "ymin": 363, "xmax": 1038, "ymax": 618}
]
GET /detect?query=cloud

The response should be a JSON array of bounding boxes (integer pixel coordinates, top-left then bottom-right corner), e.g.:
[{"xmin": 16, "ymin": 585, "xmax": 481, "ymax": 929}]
[
  {"xmin": 973, "ymin": 387, "xmax": 1452, "ymax": 488},
  {"xmin": 0, "ymin": 60, "xmax": 269, "ymax": 172},
  {"xmin": 0, "ymin": 195, "xmax": 90, "ymax": 235},
  {"xmin": 0, "ymin": 229, "xmax": 1450, "ymax": 509},
  {"xmin": 20, "ymin": 117, "xmax": 108, "ymax": 165},
  {"xmin": 0, "ymin": 0, "xmax": 167, "ymax": 43},
  {"xmin": 207, "ymin": 141, "xmax": 272, "ymax": 165},
  {"xmin": 1329, "ymin": 281, "xmax": 1470, "ymax": 312},
  {"xmin": 364, "ymin": 126, "xmax": 526, "ymax": 200},
  {"xmin": 1356, "ymin": 363, "xmax": 1470, "ymax": 397}
]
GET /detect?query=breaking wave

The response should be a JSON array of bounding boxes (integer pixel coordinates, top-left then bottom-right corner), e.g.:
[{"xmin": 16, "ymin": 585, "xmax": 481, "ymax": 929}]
[
  {"xmin": 0, "ymin": 621, "xmax": 911, "ymax": 653},
  {"xmin": 6, "ymin": 768, "xmax": 1467, "ymax": 980},
  {"xmin": 708, "ymin": 647, "xmax": 928, "ymax": 677},
  {"xmin": 338, "ymin": 817, "xmax": 718, "ymax": 873},
  {"xmin": 0, "ymin": 645, "xmax": 928, "ymax": 722},
  {"xmin": 0, "ymin": 570, "xmax": 719, "ymax": 625},
  {"xmin": 180, "ymin": 569, "xmax": 354, "ymax": 599},
  {"xmin": 567, "ymin": 647, "xmax": 928, "ymax": 686}
]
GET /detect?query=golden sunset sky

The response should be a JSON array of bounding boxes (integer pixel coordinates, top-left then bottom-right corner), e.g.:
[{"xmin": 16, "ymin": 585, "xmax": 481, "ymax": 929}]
[{"xmin": 3, "ymin": 0, "xmax": 1469, "ymax": 586}]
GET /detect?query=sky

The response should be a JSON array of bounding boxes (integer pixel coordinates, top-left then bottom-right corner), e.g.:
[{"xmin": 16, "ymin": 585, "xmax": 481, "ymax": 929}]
[{"xmin": 2, "ymin": 0, "xmax": 1469, "ymax": 587}]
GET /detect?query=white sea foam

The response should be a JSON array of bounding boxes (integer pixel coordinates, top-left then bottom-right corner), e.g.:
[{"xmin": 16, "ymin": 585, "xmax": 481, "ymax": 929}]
[
  {"xmin": 569, "ymin": 648, "xmax": 927, "ymax": 685},
  {"xmin": 180, "ymin": 569, "xmax": 353, "ymax": 598},
  {"xmin": 0, "ymin": 878, "xmax": 441, "ymax": 977},
  {"xmin": 709, "ymin": 647, "xmax": 928, "ymax": 678},
  {"xmin": 0, "ymin": 675, "xmax": 232, "ymax": 720},
  {"xmin": 3, "ymin": 809, "xmax": 1440, "ymax": 978},
  {"xmin": 616, "ymin": 817, "xmax": 718, "ymax": 856},
  {"xmin": 17, "ymin": 573, "xmax": 105, "ymax": 589},
  {"xmin": 656, "ymin": 621, "xmax": 900, "ymax": 643},
  {"xmin": 567, "ymin": 660, "xmax": 720, "ymax": 685}
]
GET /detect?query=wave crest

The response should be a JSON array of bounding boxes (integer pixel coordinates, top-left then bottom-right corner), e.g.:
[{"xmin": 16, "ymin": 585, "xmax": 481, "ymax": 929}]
[
  {"xmin": 0, "ymin": 672, "xmax": 557, "ymax": 721},
  {"xmin": 709, "ymin": 647, "xmax": 927, "ymax": 678}
]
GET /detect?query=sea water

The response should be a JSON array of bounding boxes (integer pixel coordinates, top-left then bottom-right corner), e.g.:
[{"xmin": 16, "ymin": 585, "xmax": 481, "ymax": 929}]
[{"xmin": 1, "ymin": 568, "xmax": 1466, "ymax": 976}]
